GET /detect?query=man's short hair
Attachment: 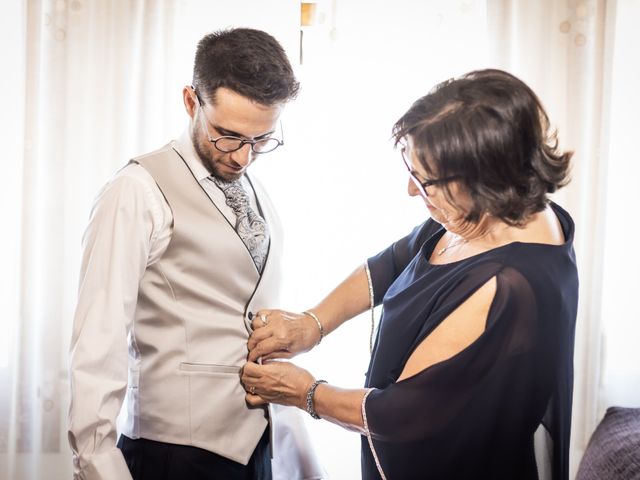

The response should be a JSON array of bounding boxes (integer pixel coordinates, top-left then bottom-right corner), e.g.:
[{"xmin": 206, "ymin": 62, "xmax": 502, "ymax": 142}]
[{"xmin": 192, "ymin": 28, "xmax": 299, "ymax": 106}]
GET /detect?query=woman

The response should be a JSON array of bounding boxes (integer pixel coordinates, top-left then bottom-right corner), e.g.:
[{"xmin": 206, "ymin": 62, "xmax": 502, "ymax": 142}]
[{"xmin": 242, "ymin": 69, "xmax": 578, "ymax": 479}]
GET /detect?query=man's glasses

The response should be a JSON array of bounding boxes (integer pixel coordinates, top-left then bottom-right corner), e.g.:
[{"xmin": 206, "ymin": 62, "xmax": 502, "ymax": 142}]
[
  {"xmin": 193, "ymin": 88, "xmax": 284, "ymax": 154},
  {"xmin": 400, "ymin": 147, "xmax": 461, "ymax": 198}
]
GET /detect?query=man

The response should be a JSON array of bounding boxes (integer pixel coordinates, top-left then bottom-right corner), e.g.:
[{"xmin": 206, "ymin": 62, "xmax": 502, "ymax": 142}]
[{"xmin": 68, "ymin": 28, "xmax": 310, "ymax": 480}]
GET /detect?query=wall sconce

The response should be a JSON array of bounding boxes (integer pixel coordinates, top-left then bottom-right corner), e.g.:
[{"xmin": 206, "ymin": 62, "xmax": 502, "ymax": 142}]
[
  {"xmin": 301, "ymin": 2, "xmax": 319, "ymax": 27},
  {"xmin": 300, "ymin": 1, "xmax": 332, "ymax": 65}
]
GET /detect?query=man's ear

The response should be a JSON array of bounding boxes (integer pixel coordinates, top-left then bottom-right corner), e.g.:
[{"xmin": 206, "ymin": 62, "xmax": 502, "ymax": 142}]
[{"xmin": 183, "ymin": 86, "xmax": 197, "ymax": 119}]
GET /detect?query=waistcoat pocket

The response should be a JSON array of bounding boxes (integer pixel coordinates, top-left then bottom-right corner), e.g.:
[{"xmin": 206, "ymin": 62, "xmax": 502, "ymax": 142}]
[{"xmin": 179, "ymin": 362, "xmax": 241, "ymax": 375}]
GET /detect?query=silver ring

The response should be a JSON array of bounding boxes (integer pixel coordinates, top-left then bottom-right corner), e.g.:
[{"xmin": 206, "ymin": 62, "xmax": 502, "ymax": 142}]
[
  {"xmin": 260, "ymin": 313, "xmax": 269, "ymax": 326},
  {"xmin": 250, "ymin": 386, "xmax": 256, "ymax": 395}
]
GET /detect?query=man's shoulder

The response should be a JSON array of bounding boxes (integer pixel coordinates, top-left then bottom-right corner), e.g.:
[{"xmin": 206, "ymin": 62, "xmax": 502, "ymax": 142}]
[
  {"xmin": 114, "ymin": 142, "xmax": 178, "ymax": 187},
  {"xmin": 112, "ymin": 161, "xmax": 157, "ymax": 187},
  {"xmin": 131, "ymin": 142, "xmax": 176, "ymax": 163},
  {"xmin": 95, "ymin": 162, "xmax": 161, "ymax": 207}
]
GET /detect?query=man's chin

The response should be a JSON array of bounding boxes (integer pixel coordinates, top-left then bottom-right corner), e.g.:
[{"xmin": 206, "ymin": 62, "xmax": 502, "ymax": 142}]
[{"xmin": 211, "ymin": 169, "xmax": 243, "ymax": 182}]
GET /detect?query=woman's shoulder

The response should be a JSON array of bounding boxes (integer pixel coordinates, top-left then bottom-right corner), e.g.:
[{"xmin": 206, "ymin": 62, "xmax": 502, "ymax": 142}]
[
  {"xmin": 407, "ymin": 217, "xmax": 445, "ymax": 248},
  {"xmin": 393, "ymin": 218, "xmax": 444, "ymax": 257},
  {"xmin": 518, "ymin": 201, "xmax": 574, "ymax": 246},
  {"xmin": 483, "ymin": 202, "xmax": 575, "ymax": 263}
]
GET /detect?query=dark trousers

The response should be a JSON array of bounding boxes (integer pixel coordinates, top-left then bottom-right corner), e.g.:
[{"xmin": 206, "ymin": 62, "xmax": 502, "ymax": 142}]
[{"xmin": 117, "ymin": 428, "xmax": 272, "ymax": 480}]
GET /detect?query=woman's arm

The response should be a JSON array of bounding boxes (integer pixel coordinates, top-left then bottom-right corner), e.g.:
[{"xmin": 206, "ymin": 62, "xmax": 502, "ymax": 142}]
[
  {"xmin": 243, "ymin": 276, "xmax": 499, "ymax": 435},
  {"xmin": 312, "ymin": 384, "xmax": 368, "ymax": 433},
  {"xmin": 247, "ymin": 221, "xmax": 433, "ymax": 362},
  {"xmin": 247, "ymin": 264, "xmax": 371, "ymax": 362},
  {"xmin": 241, "ymin": 361, "xmax": 368, "ymax": 433}
]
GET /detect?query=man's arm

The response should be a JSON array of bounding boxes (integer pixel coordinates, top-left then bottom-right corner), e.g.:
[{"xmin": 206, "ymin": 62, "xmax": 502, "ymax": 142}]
[{"xmin": 68, "ymin": 166, "xmax": 169, "ymax": 480}]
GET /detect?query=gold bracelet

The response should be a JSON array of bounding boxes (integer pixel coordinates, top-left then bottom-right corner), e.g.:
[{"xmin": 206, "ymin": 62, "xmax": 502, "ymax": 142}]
[{"xmin": 302, "ymin": 310, "xmax": 324, "ymax": 345}]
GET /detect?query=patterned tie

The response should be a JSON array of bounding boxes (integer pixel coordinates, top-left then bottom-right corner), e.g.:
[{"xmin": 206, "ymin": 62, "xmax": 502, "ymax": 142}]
[{"xmin": 212, "ymin": 177, "xmax": 269, "ymax": 272}]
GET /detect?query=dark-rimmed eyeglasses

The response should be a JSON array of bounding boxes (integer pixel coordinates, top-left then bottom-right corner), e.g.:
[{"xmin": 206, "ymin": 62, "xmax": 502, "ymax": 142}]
[
  {"xmin": 192, "ymin": 87, "xmax": 284, "ymax": 154},
  {"xmin": 400, "ymin": 147, "xmax": 461, "ymax": 198}
]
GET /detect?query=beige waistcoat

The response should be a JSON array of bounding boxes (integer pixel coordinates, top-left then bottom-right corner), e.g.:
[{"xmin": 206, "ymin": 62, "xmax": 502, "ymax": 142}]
[{"xmin": 120, "ymin": 143, "xmax": 283, "ymax": 465}]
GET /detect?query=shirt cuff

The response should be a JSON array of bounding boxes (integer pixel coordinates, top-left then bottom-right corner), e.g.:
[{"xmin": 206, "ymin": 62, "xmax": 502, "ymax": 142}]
[{"xmin": 74, "ymin": 447, "xmax": 133, "ymax": 480}]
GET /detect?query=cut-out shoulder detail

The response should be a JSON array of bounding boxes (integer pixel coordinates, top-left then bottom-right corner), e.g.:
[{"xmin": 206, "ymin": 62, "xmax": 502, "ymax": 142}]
[{"xmin": 397, "ymin": 276, "xmax": 497, "ymax": 382}]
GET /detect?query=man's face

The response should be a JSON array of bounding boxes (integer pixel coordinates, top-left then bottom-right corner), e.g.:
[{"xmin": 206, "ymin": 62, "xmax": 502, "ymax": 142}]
[{"xmin": 185, "ymin": 86, "xmax": 283, "ymax": 181}]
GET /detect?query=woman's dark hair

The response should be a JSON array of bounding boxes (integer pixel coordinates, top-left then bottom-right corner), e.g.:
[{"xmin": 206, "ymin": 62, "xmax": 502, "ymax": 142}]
[
  {"xmin": 192, "ymin": 28, "xmax": 299, "ymax": 106},
  {"xmin": 393, "ymin": 69, "xmax": 572, "ymax": 226}
]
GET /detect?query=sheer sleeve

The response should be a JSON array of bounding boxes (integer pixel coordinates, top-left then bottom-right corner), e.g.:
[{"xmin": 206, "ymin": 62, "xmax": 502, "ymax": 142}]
[
  {"xmin": 366, "ymin": 220, "xmax": 438, "ymax": 305},
  {"xmin": 365, "ymin": 266, "xmax": 549, "ymax": 446}
]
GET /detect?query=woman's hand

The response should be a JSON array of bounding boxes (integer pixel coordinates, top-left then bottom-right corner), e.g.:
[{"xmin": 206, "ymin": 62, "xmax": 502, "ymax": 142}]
[
  {"xmin": 247, "ymin": 309, "xmax": 322, "ymax": 362},
  {"xmin": 241, "ymin": 360, "xmax": 315, "ymax": 409}
]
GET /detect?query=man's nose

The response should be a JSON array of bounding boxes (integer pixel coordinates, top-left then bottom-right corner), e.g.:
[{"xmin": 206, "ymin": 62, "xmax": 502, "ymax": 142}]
[{"xmin": 231, "ymin": 143, "xmax": 253, "ymax": 166}]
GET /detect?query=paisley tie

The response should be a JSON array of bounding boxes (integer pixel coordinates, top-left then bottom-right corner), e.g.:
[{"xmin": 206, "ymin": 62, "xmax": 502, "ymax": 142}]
[{"xmin": 212, "ymin": 177, "xmax": 269, "ymax": 273}]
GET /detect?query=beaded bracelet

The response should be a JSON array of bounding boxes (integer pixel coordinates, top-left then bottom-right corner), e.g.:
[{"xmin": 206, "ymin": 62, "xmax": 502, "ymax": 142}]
[
  {"xmin": 302, "ymin": 310, "xmax": 324, "ymax": 345},
  {"xmin": 305, "ymin": 379, "xmax": 327, "ymax": 419}
]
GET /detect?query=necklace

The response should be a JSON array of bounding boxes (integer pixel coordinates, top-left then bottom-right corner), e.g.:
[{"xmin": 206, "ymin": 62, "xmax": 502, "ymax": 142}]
[
  {"xmin": 437, "ymin": 235, "xmax": 467, "ymax": 255},
  {"xmin": 437, "ymin": 227, "xmax": 502, "ymax": 256}
]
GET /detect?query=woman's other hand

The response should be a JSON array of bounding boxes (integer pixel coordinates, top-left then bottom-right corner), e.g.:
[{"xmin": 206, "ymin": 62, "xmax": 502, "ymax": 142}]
[
  {"xmin": 241, "ymin": 360, "xmax": 315, "ymax": 408},
  {"xmin": 247, "ymin": 309, "xmax": 322, "ymax": 362}
]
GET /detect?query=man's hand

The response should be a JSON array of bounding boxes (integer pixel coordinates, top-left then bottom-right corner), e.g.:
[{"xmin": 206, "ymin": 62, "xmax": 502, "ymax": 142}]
[{"xmin": 247, "ymin": 309, "xmax": 322, "ymax": 362}]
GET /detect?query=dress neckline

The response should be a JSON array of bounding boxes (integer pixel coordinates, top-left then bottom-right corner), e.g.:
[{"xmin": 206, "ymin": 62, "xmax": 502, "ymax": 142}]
[{"xmin": 422, "ymin": 202, "xmax": 574, "ymax": 267}]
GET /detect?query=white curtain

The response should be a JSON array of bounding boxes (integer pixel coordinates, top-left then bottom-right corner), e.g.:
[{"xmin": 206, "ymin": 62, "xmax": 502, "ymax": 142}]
[
  {"xmin": 0, "ymin": 1, "xmax": 298, "ymax": 479},
  {"xmin": 486, "ymin": 0, "xmax": 640, "ymax": 475},
  {"xmin": 1, "ymin": 1, "xmax": 184, "ymax": 476},
  {"xmin": 274, "ymin": 2, "xmax": 493, "ymax": 477},
  {"xmin": 598, "ymin": 0, "xmax": 640, "ymax": 411},
  {"xmin": 1, "ymin": 1, "xmax": 638, "ymax": 479},
  {"xmin": 486, "ymin": 0, "xmax": 615, "ymax": 475}
]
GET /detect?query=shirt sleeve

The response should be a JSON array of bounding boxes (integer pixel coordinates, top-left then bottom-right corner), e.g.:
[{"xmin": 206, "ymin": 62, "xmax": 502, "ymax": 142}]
[
  {"xmin": 67, "ymin": 165, "xmax": 170, "ymax": 480},
  {"xmin": 366, "ymin": 220, "xmax": 436, "ymax": 305}
]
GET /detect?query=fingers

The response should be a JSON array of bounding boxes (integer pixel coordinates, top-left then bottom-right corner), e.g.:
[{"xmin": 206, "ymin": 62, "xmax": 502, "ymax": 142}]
[
  {"xmin": 247, "ymin": 326, "xmax": 271, "ymax": 352},
  {"xmin": 251, "ymin": 309, "xmax": 276, "ymax": 331},
  {"xmin": 246, "ymin": 393, "xmax": 267, "ymax": 406},
  {"xmin": 248, "ymin": 309, "xmax": 280, "ymax": 354},
  {"xmin": 248, "ymin": 336, "xmax": 292, "ymax": 362},
  {"xmin": 242, "ymin": 363, "xmax": 268, "ymax": 406},
  {"xmin": 241, "ymin": 361, "xmax": 261, "ymax": 380},
  {"xmin": 241, "ymin": 360, "xmax": 312, "ymax": 410},
  {"xmin": 242, "ymin": 366, "xmax": 266, "ymax": 406},
  {"xmin": 249, "ymin": 349, "xmax": 292, "ymax": 364},
  {"xmin": 261, "ymin": 351, "xmax": 294, "ymax": 362},
  {"xmin": 248, "ymin": 321, "xmax": 295, "ymax": 362}
]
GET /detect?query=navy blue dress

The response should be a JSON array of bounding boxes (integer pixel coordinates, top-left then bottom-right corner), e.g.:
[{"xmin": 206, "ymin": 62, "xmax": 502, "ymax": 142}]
[{"xmin": 361, "ymin": 202, "xmax": 578, "ymax": 480}]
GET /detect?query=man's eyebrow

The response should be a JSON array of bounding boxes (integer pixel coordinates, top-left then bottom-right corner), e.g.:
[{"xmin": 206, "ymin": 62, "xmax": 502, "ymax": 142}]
[{"xmin": 211, "ymin": 122, "xmax": 275, "ymax": 140}]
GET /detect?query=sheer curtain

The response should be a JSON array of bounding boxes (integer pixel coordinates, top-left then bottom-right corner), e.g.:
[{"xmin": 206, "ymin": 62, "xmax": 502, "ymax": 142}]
[
  {"xmin": 1, "ymin": 1, "xmax": 638, "ymax": 479},
  {"xmin": 1, "ymin": 2, "xmax": 184, "ymax": 476},
  {"xmin": 270, "ymin": 1, "xmax": 639, "ymax": 477},
  {"xmin": 270, "ymin": 2, "xmax": 493, "ymax": 477},
  {"xmin": 486, "ymin": 1, "xmax": 614, "ymax": 475},
  {"xmin": 487, "ymin": 0, "xmax": 640, "ymax": 475},
  {"xmin": 599, "ymin": 0, "xmax": 640, "ymax": 411},
  {"xmin": 0, "ymin": 1, "xmax": 298, "ymax": 479}
]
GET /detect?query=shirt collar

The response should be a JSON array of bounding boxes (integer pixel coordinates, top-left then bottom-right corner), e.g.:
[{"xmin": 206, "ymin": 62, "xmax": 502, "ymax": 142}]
[{"xmin": 173, "ymin": 127, "xmax": 211, "ymax": 182}]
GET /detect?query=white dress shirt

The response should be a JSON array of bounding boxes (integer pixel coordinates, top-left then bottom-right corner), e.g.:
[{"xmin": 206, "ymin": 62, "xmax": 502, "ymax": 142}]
[{"xmin": 67, "ymin": 129, "xmax": 260, "ymax": 479}]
